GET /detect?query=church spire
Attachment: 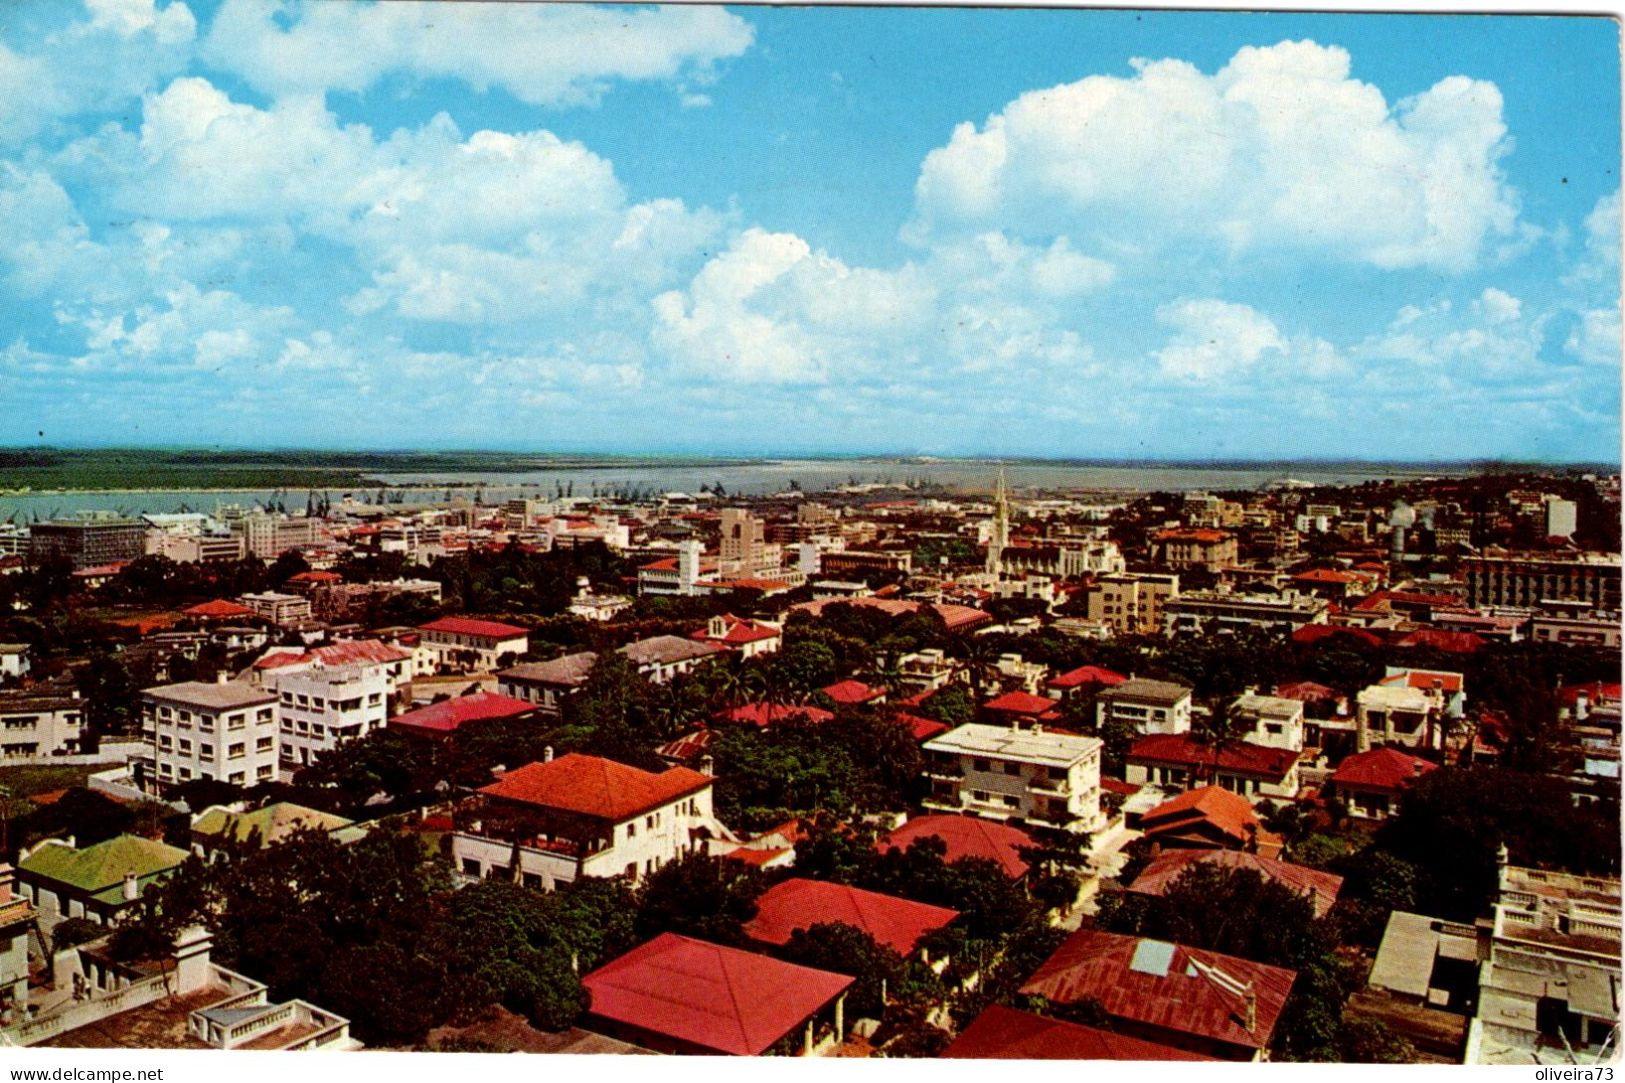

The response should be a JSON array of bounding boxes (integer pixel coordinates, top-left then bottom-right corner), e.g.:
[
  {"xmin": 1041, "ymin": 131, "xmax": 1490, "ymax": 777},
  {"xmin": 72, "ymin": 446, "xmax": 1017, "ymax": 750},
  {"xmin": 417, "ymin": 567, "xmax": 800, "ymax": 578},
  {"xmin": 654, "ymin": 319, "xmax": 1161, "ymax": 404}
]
[{"xmin": 987, "ymin": 469, "xmax": 1009, "ymax": 575}]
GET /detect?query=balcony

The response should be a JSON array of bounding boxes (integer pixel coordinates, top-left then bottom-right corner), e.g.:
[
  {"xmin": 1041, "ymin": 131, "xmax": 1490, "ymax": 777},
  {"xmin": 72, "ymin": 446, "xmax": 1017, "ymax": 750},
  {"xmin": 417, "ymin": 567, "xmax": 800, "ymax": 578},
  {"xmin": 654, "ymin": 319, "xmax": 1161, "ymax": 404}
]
[{"xmin": 1026, "ymin": 778, "xmax": 1071, "ymax": 798}]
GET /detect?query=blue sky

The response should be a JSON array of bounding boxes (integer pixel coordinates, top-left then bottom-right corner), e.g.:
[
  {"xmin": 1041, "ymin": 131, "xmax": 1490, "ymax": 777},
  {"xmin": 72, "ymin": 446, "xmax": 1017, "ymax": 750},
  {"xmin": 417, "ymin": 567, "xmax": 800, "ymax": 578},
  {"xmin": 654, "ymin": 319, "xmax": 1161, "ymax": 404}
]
[{"xmin": 0, "ymin": 1, "xmax": 1618, "ymax": 462}]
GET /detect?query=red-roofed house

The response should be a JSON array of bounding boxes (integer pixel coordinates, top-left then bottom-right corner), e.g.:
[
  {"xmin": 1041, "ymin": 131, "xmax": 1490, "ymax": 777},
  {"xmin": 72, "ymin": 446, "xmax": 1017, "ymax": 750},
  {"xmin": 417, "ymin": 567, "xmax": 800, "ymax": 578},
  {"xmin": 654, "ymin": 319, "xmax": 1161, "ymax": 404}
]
[
  {"xmin": 453, "ymin": 753, "xmax": 727, "ymax": 889},
  {"xmin": 1125, "ymin": 734, "xmax": 1302, "ymax": 802},
  {"xmin": 894, "ymin": 712, "xmax": 949, "ymax": 743},
  {"xmin": 1394, "ymin": 628, "xmax": 1486, "ymax": 654},
  {"xmin": 1290, "ymin": 623, "xmax": 1384, "ymax": 650},
  {"xmin": 944, "ymin": 1005, "xmax": 1214, "ymax": 1061},
  {"xmin": 184, "ymin": 599, "xmax": 257, "ymax": 622},
  {"xmin": 388, "ymin": 691, "xmax": 539, "ymax": 739},
  {"xmin": 789, "ymin": 597, "xmax": 992, "ymax": 634},
  {"xmin": 1138, "ymin": 786, "xmax": 1281, "ymax": 857},
  {"xmin": 1019, "ymin": 930, "xmax": 1296, "ymax": 1060},
  {"xmin": 980, "ymin": 690, "xmax": 1063, "ymax": 727},
  {"xmin": 418, "ymin": 617, "xmax": 530, "ymax": 672},
  {"xmin": 877, "ymin": 814, "xmax": 1034, "ymax": 880},
  {"xmin": 690, "ymin": 614, "xmax": 782, "ymax": 659},
  {"xmin": 1046, "ymin": 664, "xmax": 1128, "ymax": 701},
  {"xmin": 820, "ymin": 680, "xmax": 888, "ymax": 707},
  {"xmin": 580, "ymin": 933, "xmax": 852, "ymax": 1055},
  {"xmin": 744, "ymin": 878, "xmax": 959, "ymax": 959},
  {"xmin": 1127, "ymin": 850, "xmax": 1344, "ymax": 918},
  {"xmin": 1328, "ymin": 746, "xmax": 1437, "ymax": 820}
]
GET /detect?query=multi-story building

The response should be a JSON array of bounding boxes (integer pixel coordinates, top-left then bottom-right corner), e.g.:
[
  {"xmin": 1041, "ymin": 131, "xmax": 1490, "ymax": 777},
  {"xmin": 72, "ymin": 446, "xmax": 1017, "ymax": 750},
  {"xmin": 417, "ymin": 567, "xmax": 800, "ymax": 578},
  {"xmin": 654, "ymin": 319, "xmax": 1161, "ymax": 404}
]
[
  {"xmin": 1528, "ymin": 599, "xmax": 1622, "ymax": 649},
  {"xmin": 1085, "ymin": 572, "xmax": 1179, "ymax": 637},
  {"xmin": 417, "ymin": 616, "xmax": 530, "ymax": 671},
  {"xmin": 451, "ymin": 751, "xmax": 727, "ymax": 888},
  {"xmin": 819, "ymin": 549, "xmax": 914, "ymax": 578},
  {"xmin": 1466, "ymin": 857, "xmax": 1622, "ymax": 1065},
  {"xmin": 0, "ymin": 688, "xmax": 85, "ymax": 760},
  {"xmin": 690, "ymin": 614, "xmax": 781, "ymax": 659},
  {"xmin": 253, "ymin": 642, "xmax": 410, "ymax": 778},
  {"xmin": 922, "ymin": 722, "xmax": 1106, "ymax": 833},
  {"xmin": 139, "ymin": 677, "xmax": 279, "ymax": 792},
  {"xmin": 1097, "ymin": 678, "xmax": 1194, "ymax": 736},
  {"xmin": 1461, "ymin": 553, "xmax": 1621, "ymax": 611},
  {"xmin": 28, "ymin": 518, "xmax": 147, "ymax": 570},
  {"xmin": 497, "ymin": 652, "xmax": 599, "ymax": 718},
  {"xmin": 719, "ymin": 508, "xmax": 768, "ymax": 575},
  {"xmin": 1153, "ymin": 528, "xmax": 1239, "ymax": 572},
  {"xmin": 237, "ymin": 592, "xmax": 314, "ymax": 626},
  {"xmin": 617, "ymin": 635, "xmax": 723, "ymax": 684},
  {"xmin": 232, "ymin": 512, "xmax": 331, "ymax": 559},
  {"xmin": 1163, "ymin": 590, "xmax": 1329, "ymax": 636},
  {"xmin": 1228, "ymin": 692, "xmax": 1306, "ymax": 752},
  {"xmin": 0, "ymin": 645, "xmax": 32, "ymax": 686}
]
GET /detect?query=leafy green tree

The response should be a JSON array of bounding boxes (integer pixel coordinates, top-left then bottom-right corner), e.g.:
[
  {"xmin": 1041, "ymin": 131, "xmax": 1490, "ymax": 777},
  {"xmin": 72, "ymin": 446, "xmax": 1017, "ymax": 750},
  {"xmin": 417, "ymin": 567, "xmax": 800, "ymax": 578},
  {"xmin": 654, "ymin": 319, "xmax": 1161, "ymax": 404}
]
[
  {"xmin": 1337, "ymin": 1018, "xmax": 1418, "ymax": 1063},
  {"xmin": 777, "ymin": 922, "xmax": 905, "ymax": 1019},
  {"xmin": 634, "ymin": 851, "xmax": 765, "ymax": 945}
]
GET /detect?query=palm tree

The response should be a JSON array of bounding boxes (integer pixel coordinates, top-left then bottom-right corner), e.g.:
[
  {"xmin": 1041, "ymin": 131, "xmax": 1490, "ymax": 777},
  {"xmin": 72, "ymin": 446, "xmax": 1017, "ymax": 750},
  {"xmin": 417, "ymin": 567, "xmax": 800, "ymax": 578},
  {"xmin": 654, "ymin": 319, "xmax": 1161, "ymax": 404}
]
[
  {"xmin": 948, "ymin": 634, "xmax": 1000, "ymax": 703},
  {"xmin": 1192, "ymin": 698, "xmax": 1250, "ymax": 790}
]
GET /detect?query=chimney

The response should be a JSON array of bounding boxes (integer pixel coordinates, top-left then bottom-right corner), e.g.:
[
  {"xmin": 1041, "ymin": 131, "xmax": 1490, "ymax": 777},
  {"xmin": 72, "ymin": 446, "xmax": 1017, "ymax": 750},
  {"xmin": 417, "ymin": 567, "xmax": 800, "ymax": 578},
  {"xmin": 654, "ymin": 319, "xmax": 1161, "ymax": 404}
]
[
  {"xmin": 699, "ymin": 755, "xmax": 715, "ymax": 777},
  {"xmin": 1032, "ymin": 723, "xmax": 1043, "ymax": 735},
  {"xmin": 1244, "ymin": 985, "xmax": 1257, "ymax": 1033},
  {"xmin": 122, "ymin": 870, "xmax": 139, "ymax": 902},
  {"xmin": 216, "ymin": 670, "xmax": 229, "ymax": 685},
  {"xmin": 543, "ymin": 746, "xmax": 554, "ymax": 763}
]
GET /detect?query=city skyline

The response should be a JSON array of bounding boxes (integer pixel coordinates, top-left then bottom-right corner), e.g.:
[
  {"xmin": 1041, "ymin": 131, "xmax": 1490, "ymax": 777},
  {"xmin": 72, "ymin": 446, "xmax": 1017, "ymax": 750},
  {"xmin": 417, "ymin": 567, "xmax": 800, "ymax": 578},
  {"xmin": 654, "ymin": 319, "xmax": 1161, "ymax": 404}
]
[{"xmin": 0, "ymin": 2, "xmax": 1619, "ymax": 461}]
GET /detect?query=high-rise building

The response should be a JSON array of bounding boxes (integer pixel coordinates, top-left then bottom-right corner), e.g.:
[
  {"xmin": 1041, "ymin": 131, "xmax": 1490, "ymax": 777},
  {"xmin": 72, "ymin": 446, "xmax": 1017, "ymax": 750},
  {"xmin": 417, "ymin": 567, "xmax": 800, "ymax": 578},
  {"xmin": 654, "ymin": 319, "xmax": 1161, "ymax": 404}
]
[{"xmin": 28, "ymin": 518, "xmax": 146, "ymax": 570}]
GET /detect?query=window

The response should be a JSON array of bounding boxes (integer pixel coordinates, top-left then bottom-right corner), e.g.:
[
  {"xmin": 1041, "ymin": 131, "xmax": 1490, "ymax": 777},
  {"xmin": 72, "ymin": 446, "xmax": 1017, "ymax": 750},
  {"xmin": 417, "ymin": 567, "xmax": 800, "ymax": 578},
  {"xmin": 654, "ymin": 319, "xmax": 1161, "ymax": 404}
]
[
  {"xmin": 461, "ymin": 859, "xmax": 481, "ymax": 877},
  {"xmin": 199, "ymin": 744, "xmax": 214, "ymax": 758},
  {"xmin": 973, "ymin": 758, "xmax": 990, "ymax": 772},
  {"xmin": 198, "ymin": 715, "xmax": 214, "ymax": 732},
  {"xmin": 178, "ymin": 739, "xmax": 192, "ymax": 754},
  {"xmin": 1003, "ymin": 761, "xmax": 1021, "ymax": 775},
  {"xmin": 227, "ymin": 713, "xmax": 245, "ymax": 730},
  {"xmin": 256, "ymin": 708, "xmax": 273, "ymax": 722},
  {"xmin": 228, "ymin": 743, "xmax": 245, "ymax": 759},
  {"xmin": 158, "ymin": 737, "xmax": 172, "ymax": 751},
  {"xmin": 228, "ymin": 772, "xmax": 245, "ymax": 785},
  {"xmin": 256, "ymin": 765, "xmax": 274, "ymax": 780},
  {"xmin": 281, "ymin": 692, "xmax": 294, "ymax": 704},
  {"xmin": 256, "ymin": 737, "xmax": 273, "ymax": 752},
  {"xmin": 626, "ymin": 822, "xmax": 637, "ymax": 839}
]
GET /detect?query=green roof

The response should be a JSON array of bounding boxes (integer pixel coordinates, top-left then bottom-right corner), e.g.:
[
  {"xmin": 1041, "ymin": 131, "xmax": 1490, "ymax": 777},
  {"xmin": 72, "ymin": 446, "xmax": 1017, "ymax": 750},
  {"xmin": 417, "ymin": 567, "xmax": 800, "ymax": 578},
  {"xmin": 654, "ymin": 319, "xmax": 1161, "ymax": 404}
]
[
  {"xmin": 191, "ymin": 802, "xmax": 353, "ymax": 847},
  {"xmin": 20, "ymin": 835, "xmax": 187, "ymax": 894}
]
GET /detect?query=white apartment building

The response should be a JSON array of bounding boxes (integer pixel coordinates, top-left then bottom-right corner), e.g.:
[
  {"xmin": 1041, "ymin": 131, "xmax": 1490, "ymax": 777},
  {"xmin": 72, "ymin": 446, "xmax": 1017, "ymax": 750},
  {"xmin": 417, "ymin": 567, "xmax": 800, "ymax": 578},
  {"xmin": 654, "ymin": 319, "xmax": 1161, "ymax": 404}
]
[
  {"xmin": 1229, "ymin": 692, "xmax": 1306, "ymax": 752},
  {"xmin": 1162, "ymin": 589, "xmax": 1329, "ymax": 636},
  {"xmin": 0, "ymin": 689, "xmax": 84, "ymax": 760},
  {"xmin": 260, "ymin": 661, "xmax": 399, "ymax": 778},
  {"xmin": 922, "ymin": 723, "xmax": 1106, "ymax": 834},
  {"xmin": 1097, "ymin": 678, "xmax": 1194, "ymax": 736},
  {"xmin": 1086, "ymin": 573, "xmax": 1180, "ymax": 637},
  {"xmin": 452, "ymin": 752, "xmax": 730, "ymax": 889},
  {"xmin": 232, "ymin": 513, "xmax": 330, "ymax": 559},
  {"xmin": 238, "ymin": 592, "xmax": 314, "ymax": 626},
  {"xmin": 0, "ymin": 645, "xmax": 31, "ymax": 686},
  {"xmin": 140, "ymin": 677, "xmax": 279, "ymax": 792}
]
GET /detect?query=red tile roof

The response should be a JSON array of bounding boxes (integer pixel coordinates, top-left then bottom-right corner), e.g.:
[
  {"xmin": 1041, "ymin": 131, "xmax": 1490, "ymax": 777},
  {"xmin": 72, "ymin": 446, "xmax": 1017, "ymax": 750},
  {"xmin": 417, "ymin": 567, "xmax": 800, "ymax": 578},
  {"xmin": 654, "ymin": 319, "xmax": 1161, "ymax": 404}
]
[
  {"xmin": 1290, "ymin": 624, "xmax": 1383, "ymax": 648},
  {"xmin": 744, "ymin": 878, "xmax": 959, "ymax": 956},
  {"xmin": 1353, "ymin": 590, "xmax": 1459, "ymax": 612},
  {"xmin": 895, "ymin": 712, "xmax": 949, "ymax": 743},
  {"xmin": 419, "ymin": 616, "xmax": 530, "ymax": 640},
  {"xmin": 1395, "ymin": 629, "xmax": 1485, "ymax": 654},
  {"xmin": 1331, "ymin": 746, "xmax": 1437, "ymax": 793},
  {"xmin": 821, "ymin": 679, "xmax": 887, "ymax": 705},
  {"xmin": 982, "ymin": 690, "xmax": 1060, "ymax": 716},
  {"xmin": 1127, "ymin": 735, "xmax": 1299, "ymax": 782},
  {"xmin": 789, "ymin": 597, "xmax": 991, "ymax": 633},
  {"xmin": 287, "ymin": 571, "xmax": 343, "ymax": 583},
  {"xmin": 692, "ymin": 615, "xmax": 781, "ymax": 647},
  {"xmin": 1047, "ymin": 665, "xmax": 1128, "ymax": 690},
  {"xmin": 388, "ymin": 692, "xmax": 538, "ymax": 736},
  {"xmin": 185, "ymin": 599, "xmax": 256, "ymax": 619},
  {"xmin": 1558, "ymin": 681, "xmax": 1622, "ymax": 708},
  {"xmin": 720, "ymin": 846, "xmax": 792, "ymax": 868},
  {"xmin": 1127, "ymin": 850, "xmax": 1344, "ymax": 918},
  {"xmin": 878, "ymin": 814, "xmax": 1034, "ymax": 879},
  {"xmin": 1292, "ymin": 568, "xmax": 1362, "ymax": 584},
  {"xmin": 580, "ymin": 933, "xmax": 852, "ymax": 1056},
  {"xmin": 1379, "ymin": 669, "xmax": 1463, "ymax": 694},
  {"xmin": 1019, "ymin": 930, "xmax": 1296, "ymax": 1052},
  {"xmin": 1139, "ymin": 786, "xmax": 1261, "ymax": 849},
  {"xmin": 480, "ymin": 753, "xmax": 712, "ymax": 822},
  {"xmin": 1272, "ymin": 680, "xmax": 1340, "ymax": 703},
  {"xmin": 943, "ymin": 1005, "xmax": 1214, "ymax": 1061},
  {"xmin": 1154, "ymin": 528, "xmax": 1233, "ymax": 544},
  {"xmin": 715, "ymin": 702, "xmax": 835, "ymax": 728}
]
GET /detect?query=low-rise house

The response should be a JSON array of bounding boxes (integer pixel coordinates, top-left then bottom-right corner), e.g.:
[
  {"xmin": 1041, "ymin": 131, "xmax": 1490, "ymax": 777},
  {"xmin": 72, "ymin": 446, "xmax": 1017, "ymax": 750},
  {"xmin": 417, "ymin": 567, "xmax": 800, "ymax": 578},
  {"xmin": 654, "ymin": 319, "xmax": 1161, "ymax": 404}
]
[
  {"xmin": 580, "ymin": 933, "xmax": 852, "ymax": 1056},
  {"xmin": 452, "ymin": 752, "xmax": 727, "ymax": 889},
  {"xmin": 690, "ymin": 614, "xmax": 781, "ymax": 658},
  {"xmin": 1329, "ymin": 746, "xmax": 1437, "ymax": 819},
  {"xmin": 1125, "ymin": 734, "xmax": 1301, "ymax": 802},
  {"xmin": 876, "ymin": 814, "xmax": 1034, "ymax": 880},
  {"xmin": 1163, "ymin": 589, "xmax": 1329, "ymax": 635},
  {"xmin": 16, "ymin": 835, "xmax": 187, "ymax": 926},
  {"xmin": 1, "ymin": 867, "xmax": 32, "ymax": 1024},
  {"xmin": 387, "ymin": 691, "xmax": 538, "ymax": 740},
  {"xmin": 183, "ymin": 599, "xmax": 257, "ymax": 623},
  {"xmin": 0, "ymin": 644, "xmax": 33, "ymax": 685},
  {"xmin": 820, "ymin": 679, "xmax": 888, "ymax": 707},
  {"xmin": 896, "ymin": 648, "xmax": 955, "ymax": 694},
  {"xmin": 979, "ymin": 690, "xmax": 1062, "ymax": 728},
  {"xmin": 1137, "ymin": 786, "xmax": 1281, "ymax": 857},
  {"xmin": 0, "ymin": 688, "xmax": 85, "ymax": 760},
  {"xmin": 617, "ymin": 635, "xmax": 723, "ymax": 684},
  {"xmin": 1046, "ymin": 664, "xmax": 1127, "ymax": 701},
  {"xmin": 417, "ymin": 617, "xmax": 531, "ymax": 672},
  {"xmin": 1128, "ymin": 850, "xmax": 1343, "ymax": 918},
  {"xmin": 189, "ymin": 802, "xmax": 356, "ymax": 859},
  {"xmin": 1019, "ymin": 930, "xmax": 1297, "ymax": 1060},
  {"xmin": 743, "ymin": 878, "xmax": 959, "ymax": 963},
  {"xmin": 496, "ymin": 651, "xmax": 598, "ymax": 717},
  {"xmin": 944, "ymin": 1004, "xmax": 1214, "ymax": 1061},
  {"xmin": 1097, "ymin": 678, "xmax": 1194, "ymax": 737},
  {"xmin": 1229, "ymin": 692, "xmax": 1305, "ymax": 752},
  {"xmin": 1366, "ymin": 910, "xmax": 1480, "ymax": 1011},
  {"xmin": 922, "ymin": 723, "xmax": 1106, "ymax": 833},
  {"xmin": 713, "ymin": 702, "xmax": 834, "ymax": 728}
]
